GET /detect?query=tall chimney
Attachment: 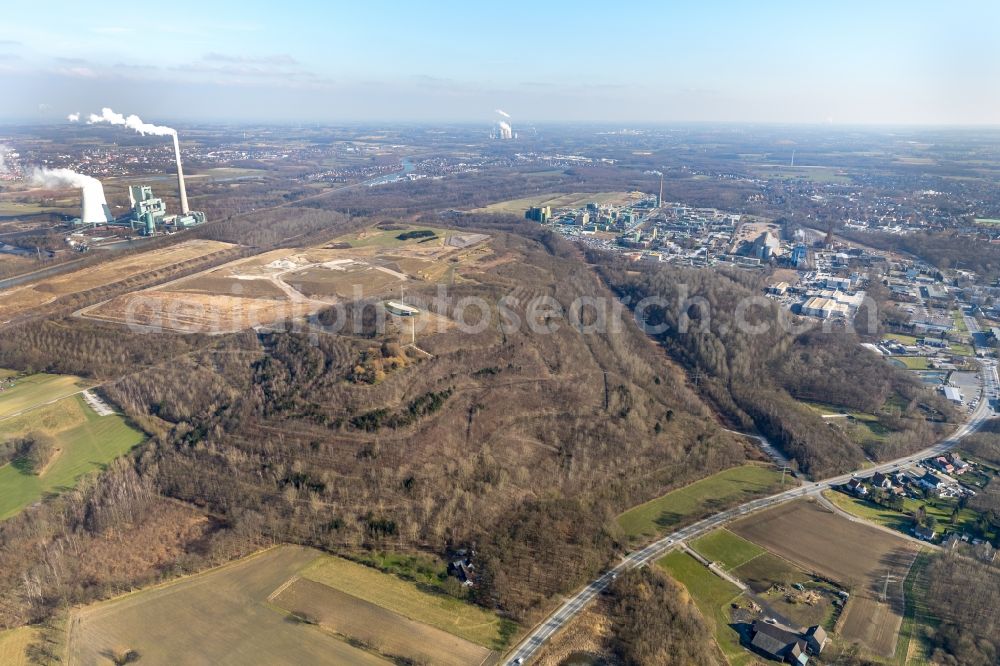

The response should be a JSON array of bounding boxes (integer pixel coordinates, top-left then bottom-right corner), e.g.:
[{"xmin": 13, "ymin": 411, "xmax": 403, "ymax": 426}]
[{"xmin": 172, "ymin": 134, "xmax": 189, "ymax": 215}]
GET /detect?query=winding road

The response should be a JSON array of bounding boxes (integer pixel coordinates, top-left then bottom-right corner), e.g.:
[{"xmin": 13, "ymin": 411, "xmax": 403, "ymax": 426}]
[{"xmin": 504, "ymin": 358, "xmax": 996, "ymax": 664}]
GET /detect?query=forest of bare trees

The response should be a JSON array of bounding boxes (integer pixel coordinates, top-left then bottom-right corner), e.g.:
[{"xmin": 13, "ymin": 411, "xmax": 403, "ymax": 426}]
[
  {"xmin": 923, "ymin": 552, "xmax": 1000, "ymax": 666},
  {"xmin": 591, "ymin": 253, "xmax": 958, "ymax": 476}
]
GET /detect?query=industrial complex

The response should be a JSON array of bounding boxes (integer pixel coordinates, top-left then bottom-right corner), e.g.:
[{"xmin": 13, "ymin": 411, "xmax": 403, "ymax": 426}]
[{"xmin": 71, "ymin": 132, "xmax": 206, "ymax": 236}]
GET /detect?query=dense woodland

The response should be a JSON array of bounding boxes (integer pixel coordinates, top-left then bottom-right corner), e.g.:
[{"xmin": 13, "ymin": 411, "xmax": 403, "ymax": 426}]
[
  {"xmin": 840, "ymin": 228, "xmax": 1000, "ymax": 281},
  {"xmin": 922, "ymin": 552, "xmax": 1000, "ymax": 666},
  {"xmin": 591, "ymin": 255, "xmax": 958, "ymax": 476},
  {"xmin": 607, "ymin": 567, "xmax": 723, "ymax": 666}
]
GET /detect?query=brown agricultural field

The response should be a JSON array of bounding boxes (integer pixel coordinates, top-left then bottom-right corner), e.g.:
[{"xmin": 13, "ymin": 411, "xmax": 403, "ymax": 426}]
[
  {"xmin": 79, "ymin": 226, "xmax": 490, "ymax": 334},
  {"xmin": 730, "ymin": 500, "xmax": 918, "ymax": 657},
  {"xmin": 67, "ymin": 546, "xmax": 390, "ymax": 666},
  {"xmin": 271, "ymin": 577, "xmax": 492, "ymax": 666},
  {"xmin": 0, "ymin": 240, "xmax": 236, "ymax": 323}
]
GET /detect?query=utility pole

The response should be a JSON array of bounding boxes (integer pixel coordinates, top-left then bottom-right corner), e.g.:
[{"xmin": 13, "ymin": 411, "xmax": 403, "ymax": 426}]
[{"xmin": 780, "ymin": 465, "xmax": 790, "ymax": 487}]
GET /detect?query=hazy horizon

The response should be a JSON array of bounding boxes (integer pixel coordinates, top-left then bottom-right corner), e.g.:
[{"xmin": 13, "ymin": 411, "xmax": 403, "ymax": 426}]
[{"xmin": 3, "ymin": 0, "xmax": 999, "ymax": 126}]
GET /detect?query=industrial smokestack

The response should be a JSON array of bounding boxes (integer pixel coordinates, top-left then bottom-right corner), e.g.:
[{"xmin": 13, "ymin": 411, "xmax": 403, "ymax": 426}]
[
  {"xmin": 172, "ymin": 134, "xmax": 189, "ymax": 215},
  {"xmin": 30, "ymin": 168, "xmax": 113, "ymax": 225},
  {"xmin": 85, "ymin": 107, "xmax": 188, "ymax": 214}
]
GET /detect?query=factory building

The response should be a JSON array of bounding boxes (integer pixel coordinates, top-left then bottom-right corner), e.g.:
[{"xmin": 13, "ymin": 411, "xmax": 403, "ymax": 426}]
[
  {"xmin": 525, "ymin": 206, "xmax": 552, "ymax": 223},
  {"xmin": 792, "ymin": 244, "xmax": 809, "ymax": 268},
  {"xmin": 751, "ymin": 231, "xmax": 781, "ymax": 261},
  {"xmin": 802, "ymin": 296, "xmax": 848, "ymax": 319}
]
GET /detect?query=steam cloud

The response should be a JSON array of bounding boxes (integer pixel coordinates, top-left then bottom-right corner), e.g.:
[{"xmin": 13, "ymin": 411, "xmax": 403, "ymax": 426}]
[
  {"xmin": 30, "ymin": 166, "xmax": 101, "ymax": 190},
  {"xmin": 498, "ymin": 121, "xmax": 512, "ymax": 132},
  {"xmin": 29, "ymin": 167, "xmax": 111, "ymax": 224},
  {"xmin": 83, "ymin": 106, "xmax": 189, "ymax": 214},
  {"xmin": 0, "ymin": 144, "xmax": 9, "ymax": 174},
  {"xmin": 495, "ymin": 109, "xmax": 511, "ymax": 118},
  {"xmin": 87, "ymin": 107, "xmax": 177, "ymax": 137},
  {"xmin": 67, "ymin": 112, "xmax": 80, "ymax": 122}
]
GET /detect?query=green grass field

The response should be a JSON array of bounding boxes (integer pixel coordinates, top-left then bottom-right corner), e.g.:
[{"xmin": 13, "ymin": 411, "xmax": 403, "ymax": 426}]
[
  {"xmin": 822, "ymin": 490, "xmax": 977, "ymax": 539},
  {"xmin": 690, "ymin": 529, "xmax": 765, "ymax": 571},
  {"xmin": 658, "ymin": 550, "xmax": 752, "ymax": 665},
  {"xmin": 0, "ymin": 394, "xmax": 145, "ymax": 520},
  {"xmin": 894, "ymin": 550, "xmax": 932, "ymax": 666},
  {"xmin": 301, "ymin": 554, "xmax": 513, "ymax": 649},
  {"xmin": 340, "ymin": 226, "xmax": 451, "ymax": 249},
  {"xmin": 474, "ymin": 191, "xmax": 633, "ymax": 214},
  {"xmin": 617, "ymin": 465, "xmax": 790, "ymax": 540},
  {"xmin": 886, "ymin": 333, "xmax": 920, "ymax": 345},
  {"xmin": 897, "ymin": 356, "xmax": 931, "ymax": 370},
  {"xmin": 948, "ymin": 342, "xmax": 975, "ymax": 357},
  {"xmin": 0, "ymin": 627, "xmax": 39, "ymax": 666},
  {"xmin": 0, "ymin": 373, "xmax": 88, "ymax": 420},
  {"xmin": 750, "ymin": 166, "xmax": 851, "ymax": 184}
]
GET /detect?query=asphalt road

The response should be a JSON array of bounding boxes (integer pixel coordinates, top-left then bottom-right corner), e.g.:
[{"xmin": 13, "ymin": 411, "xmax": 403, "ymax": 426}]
[{"xmin": 503, "ymin": 360, "xmax": 995, "ymax": 665}]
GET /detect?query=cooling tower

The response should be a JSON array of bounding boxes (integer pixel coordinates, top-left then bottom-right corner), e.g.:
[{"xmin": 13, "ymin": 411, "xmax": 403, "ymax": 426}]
[
  {"xmin": 81, "ymin": 181, "xmax": 114, "ymax": 225},
  {"xmin": 172, "ymin": 134, "xmax": 189, "ymax": 215}
]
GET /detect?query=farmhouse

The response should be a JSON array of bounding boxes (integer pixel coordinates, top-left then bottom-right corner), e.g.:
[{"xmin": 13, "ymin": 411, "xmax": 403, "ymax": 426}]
[
  {"xmin": 750, "ymin": 621, "xmax": 808, "ymax": 664},
  {"xmin": 913, "ymin": 524, "xmax": 937, "ymax": 541},
  {"xmin": 749, "ymin": 620, "xmax": 827, "ymax": 664},
  {"xmin": 803, "ymin": 625, "xmax": 828, "ymax": 655}
]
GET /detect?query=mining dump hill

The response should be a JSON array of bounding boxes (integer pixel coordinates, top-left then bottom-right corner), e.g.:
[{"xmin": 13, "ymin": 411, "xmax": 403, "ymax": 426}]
[
  {"xmin": 87, "ymin": 227, "xmax": 749, "ymax": 618},
  {"xmin": 0, "ymin": 239, "xmax": 239, "ymax": 325}
]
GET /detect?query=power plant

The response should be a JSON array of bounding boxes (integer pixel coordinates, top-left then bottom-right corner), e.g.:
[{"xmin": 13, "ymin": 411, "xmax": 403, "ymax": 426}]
[
  {"xmin": 67, "ymin": 107, "xmax": 207, "ymax": 235},
  {"xmin": 490, "ymin": 109, "xmax": 516, "ymax": 140},
  {"xmin": 72, "ymin": 179, "xmax": 206, "ymax": 235},
  {"xmin": 81, "ymin": 180, "xmax": 114, "ymax": 225}
]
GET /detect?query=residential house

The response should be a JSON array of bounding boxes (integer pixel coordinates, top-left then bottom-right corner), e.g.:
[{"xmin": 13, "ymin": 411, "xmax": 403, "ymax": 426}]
[
  {"xmin": 846, "ymin": 478, "xmax": 868, "ymax": 496},
  {"xmin": 914, "ymin": 524, "xmax": 937, "ymax": 541},
  {"xmin": 917, "ymin": 471, "xmax": 949, "ymax": 495},
  {"xmin": 447, "ymin": 556, "xmax": 477, "ymax": 587},
  {"xmin": 870, "ymin": 472, "xmax": 893, "ymax": 490},
  {"xmin": 948, "ymin": 454, "xmax": 970, "ymax": 475},
  {"xmin": 934, "ymin": 456, "xmax": 955, "ymax": 474}
]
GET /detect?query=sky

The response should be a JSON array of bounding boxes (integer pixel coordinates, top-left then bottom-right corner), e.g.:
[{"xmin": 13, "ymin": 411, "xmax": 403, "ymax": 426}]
[{"xmin": 1, "ymin": 0, "xmax": 999, "ymax": 125}]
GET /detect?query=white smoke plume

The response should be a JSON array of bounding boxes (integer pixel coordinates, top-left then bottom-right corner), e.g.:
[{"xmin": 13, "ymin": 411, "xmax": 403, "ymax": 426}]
[
  {"xmin": 30, "ymin": 167, "xmax": 111, "ymax": 224},
  {"xmin": 495, "ymin": 109, "xmax": 511, "ymax": 118},
  {"xmin": 0, "ymin": 144, "xmax": 9, "ymax": 174},
  {"xmin": 67, "ymin": 112, "xmax": 80, "ymax": 122},
  {"xmin": 29, "ymin": 167, "xmax": 99, "ymax": 191},
  {"xmin": 87, "ymin": 107, "xmax": 176, "ymax": 137},
  {"xmin": 498, "ymin": 121, "xmax": 512, "ymax": 132}
]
